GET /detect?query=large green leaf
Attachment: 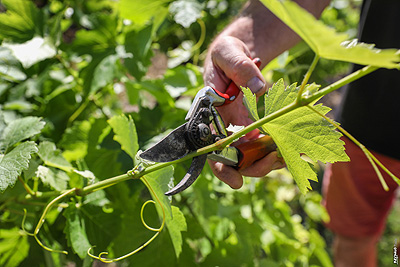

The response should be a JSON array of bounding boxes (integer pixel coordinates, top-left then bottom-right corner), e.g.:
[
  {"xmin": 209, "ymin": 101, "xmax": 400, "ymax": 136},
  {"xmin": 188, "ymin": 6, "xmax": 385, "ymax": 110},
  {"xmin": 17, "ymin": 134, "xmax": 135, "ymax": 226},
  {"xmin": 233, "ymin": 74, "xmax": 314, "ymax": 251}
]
[
  {"xmin": 0, "ymin": 0, "xmax": 43, "ymax": 43},
  {"xmin": 260, "ymin": 0, "xmax": 400, "ymax": 68},
  {"xmin": 0, "ymin": 228, "xmax": 29, "ymax": 267},
  {"xmin": 242, "ymin": 80, "xmax": 349, "ymax": 194},
  {"xmin": 0, "ymin": 116, "xmax": 45, "ymax": 150},
  {"xmin": 143, "ymin": 166, "xmax": 187, "ymax": 258},
  {"xmin": 0, "ymin": 141, "xmax": 37, "ymax": 192},
  {"xmin": 108, "ymin": 114, "xmax": 139, "ymax": 164},
  {"xmin": 262, "ymin": 80, "xmax": 349, "ymax": 193}
]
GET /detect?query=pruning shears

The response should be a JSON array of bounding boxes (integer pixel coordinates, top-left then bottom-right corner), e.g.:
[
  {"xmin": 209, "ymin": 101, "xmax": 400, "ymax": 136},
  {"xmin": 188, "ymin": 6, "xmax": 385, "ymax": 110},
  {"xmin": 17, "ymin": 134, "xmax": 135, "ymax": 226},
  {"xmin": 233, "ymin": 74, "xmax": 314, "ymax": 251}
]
[{"xmin": 140, "ymin": 58, "xmax": 276, "ymax": 196}]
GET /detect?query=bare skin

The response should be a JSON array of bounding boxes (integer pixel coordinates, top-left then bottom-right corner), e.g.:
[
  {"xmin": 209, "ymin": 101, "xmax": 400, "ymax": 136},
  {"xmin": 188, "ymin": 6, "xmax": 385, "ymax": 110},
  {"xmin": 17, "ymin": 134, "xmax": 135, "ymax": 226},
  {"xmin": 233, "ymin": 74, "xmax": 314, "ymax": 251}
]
[
  {"xmin": 203, "ymin": 1, "xmax": 381, "ymax": 266},
  {"xmin": 203, "ymin": 0, "xmax": 329, "ymax": 188}
]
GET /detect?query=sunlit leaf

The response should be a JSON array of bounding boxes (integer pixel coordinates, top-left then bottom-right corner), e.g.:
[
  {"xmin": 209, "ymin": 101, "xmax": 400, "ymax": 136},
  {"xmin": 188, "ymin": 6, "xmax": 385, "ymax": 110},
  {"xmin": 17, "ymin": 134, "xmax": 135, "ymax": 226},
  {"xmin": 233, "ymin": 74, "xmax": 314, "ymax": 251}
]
[
  {"xmin": 36, "ymin": 165, "xmax": 69, "ymax": 191},
  {"xmin": 0, "ymin": 0, "xmax": 43, "ymax": 43},
  {"xmin": 260, "ymin": 0, "xmax": 400, "ymax": 68},
  {"xmin": 118, "ymin": 0, "xmax": 168, "ymax": 27},
  {"xmin": 0, "ymin": 116, "xmax": 45, "ymax": 150},
  {"xmin": 143, "ymin": 166, "xmax": 187, "ymax": 258},
  {"xmin": 3, "ymin": 37, "xmax": 57, "ymax": 68},
  {"xmin": 37, "ymin": 141, "xmax": 74, "ymax": 172},
  {"xmin": 0, "ymin": 141, "xmax": 37, "ymax": 192},
  {"xmin": 108, "ymin": 114, "xmax": 139, "ymax": 163},
  {"xmin": 0, "ymin": 228, "xmax": 29, "ymax": 267},
  {"xmin": 0, "ymin": 47, "xmax": 27, "ymax": 82},
  {"xmin": 261, "ymin": 79, "xmax": 349, "ymax": 194},
  {"xmin": 169, "ymin": 0, "xmax": 203, "ymax": 28}
]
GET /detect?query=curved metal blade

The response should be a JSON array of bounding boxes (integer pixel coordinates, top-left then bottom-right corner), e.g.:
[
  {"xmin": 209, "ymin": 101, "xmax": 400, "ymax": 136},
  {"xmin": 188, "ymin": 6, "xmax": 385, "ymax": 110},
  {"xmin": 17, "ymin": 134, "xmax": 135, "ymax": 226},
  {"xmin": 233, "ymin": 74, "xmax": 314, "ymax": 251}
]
[
  {"xmin": 165, "ymin": 154, "xmax": 207, "ymax": 196},
  {"xmin": 140, "ymin": 124, "xmax": 191, "ymax": 163}
]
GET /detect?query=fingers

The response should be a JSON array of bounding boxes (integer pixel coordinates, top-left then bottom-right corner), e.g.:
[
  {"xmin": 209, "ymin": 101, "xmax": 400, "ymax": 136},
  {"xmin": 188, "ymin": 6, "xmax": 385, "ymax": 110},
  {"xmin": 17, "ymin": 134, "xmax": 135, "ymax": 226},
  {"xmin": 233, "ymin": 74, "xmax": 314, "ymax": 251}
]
[
  {"xmin": 204, "ymin": 36, "xmax": 266, "ymax": 96},
  {"xmin": 208, "ymin": 151, "xmax": 286, "ymax": 190}
]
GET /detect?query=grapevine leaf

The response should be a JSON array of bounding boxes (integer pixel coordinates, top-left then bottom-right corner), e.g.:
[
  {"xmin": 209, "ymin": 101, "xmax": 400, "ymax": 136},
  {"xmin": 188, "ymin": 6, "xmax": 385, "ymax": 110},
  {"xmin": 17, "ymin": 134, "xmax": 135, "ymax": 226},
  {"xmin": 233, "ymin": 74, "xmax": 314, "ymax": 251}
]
[
  {"xmin": 0, "ymin": 116, "xmax": 45, "ymax": 150},
  {"xmin": 3, "ymin": 37, "xmax": 57, "ymax": 69},
  {"xmin": 0, "ymin": 141, "xmax": 37, "ymax": 192},
  {"xmin": 0, "ymin": 47, "xmax": 27, "ymax": 82},
  {"xmin": 59, "ymin": 120, "xmax": 91, "ymax": 161},
  {"xmin": 260, "ymin": 0, "xmax": 400, "ymax": 69},
  {"xmin": 0, "ymin": 0, "xmax": 43, "ymax": 43},
  {"xmin": 261, "ymin": 79, "xmax": 349, "ymax": 194},
  {"xmin": 169, "ymin": 0, "xmax": 203, "ymax": 28},
  {"xmin": 37, "ymin": 141, "xmax": 74, "ymax": 172},
  {"xmin": 168, "ymin": 206, "xmax": 187, "ymax": 258},
  {"xmin": 90, "ymin": 54, "xmax": 118, "ymax": 94},
  {"xmin": 63, "ymin": 205, "xmax": 92, "ymax": 259},
  {"xmin": 0, "ymin": 227, "xmax": 29, "ymax": 267},
  {"xmin": 241, "ymin": 87, "xmax": 260, "ymax": 121},
  {"xmin": 35, "ymin": 165, "xmax": 69, "ymax": 191},
  {"xmin": 118, "ymin": 0, "xmax": 169, "ymax": 27},
  {"xmin": 108, "ymin": 114, "xmax": 139, "ymax": 164},
  {"xmin": 143, "ymin": 166, "xmax": 187, "ymax": 258},
  {"xmin": 124, "ymin": 24, "xmax": 154, "ymax": 81}
]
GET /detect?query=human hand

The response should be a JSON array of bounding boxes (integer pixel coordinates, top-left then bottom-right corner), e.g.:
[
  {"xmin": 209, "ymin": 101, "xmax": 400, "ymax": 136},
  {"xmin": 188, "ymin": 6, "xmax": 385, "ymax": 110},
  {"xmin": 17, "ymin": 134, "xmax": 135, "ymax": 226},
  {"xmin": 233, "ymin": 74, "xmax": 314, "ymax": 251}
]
[{"xmin": 203, "ymin": 35, "xmax": 285, "ymax": 189}]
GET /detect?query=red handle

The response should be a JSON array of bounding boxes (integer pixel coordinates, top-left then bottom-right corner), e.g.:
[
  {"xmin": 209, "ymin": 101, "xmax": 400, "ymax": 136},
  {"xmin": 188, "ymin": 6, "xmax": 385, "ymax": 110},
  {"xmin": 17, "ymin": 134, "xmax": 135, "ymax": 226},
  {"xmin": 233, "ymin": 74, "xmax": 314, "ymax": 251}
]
[
  {"xmin": 214, "ymin": 58, "xmax": 262, "ymax": 105},
  {"xmin": 235, "ymin": 135, "xmax": 277, "ymax": 170}
]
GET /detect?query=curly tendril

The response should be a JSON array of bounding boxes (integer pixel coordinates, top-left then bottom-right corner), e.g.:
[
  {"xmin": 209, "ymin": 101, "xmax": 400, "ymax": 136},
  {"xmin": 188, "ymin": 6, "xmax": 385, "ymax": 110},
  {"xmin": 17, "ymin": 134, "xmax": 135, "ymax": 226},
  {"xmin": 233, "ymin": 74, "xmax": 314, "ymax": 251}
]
[
  {"xmin": 88, "ymin": 176, "xmax": 166, "ymax": 263},
  {"xmin": 21, "ymin": 189, "xmax": 75, "ymax": 255}
]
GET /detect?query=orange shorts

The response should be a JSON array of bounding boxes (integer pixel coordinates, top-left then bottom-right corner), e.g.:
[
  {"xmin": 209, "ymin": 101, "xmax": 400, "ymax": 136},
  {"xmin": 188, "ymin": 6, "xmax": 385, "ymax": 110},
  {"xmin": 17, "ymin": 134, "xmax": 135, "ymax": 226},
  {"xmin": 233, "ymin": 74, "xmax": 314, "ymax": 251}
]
[{"xmin": 322, "ymin": 136, "xmax": 400, "ymax": 238}]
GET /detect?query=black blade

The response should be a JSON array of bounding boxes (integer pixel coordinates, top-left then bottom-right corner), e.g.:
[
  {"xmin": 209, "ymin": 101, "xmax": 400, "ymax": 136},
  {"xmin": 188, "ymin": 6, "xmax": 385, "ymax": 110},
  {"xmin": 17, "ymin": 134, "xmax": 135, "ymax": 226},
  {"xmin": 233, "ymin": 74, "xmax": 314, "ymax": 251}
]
[
  {"xmin": 165, "ymin": 154, "xmax": 207, "ymax": 196},
  {"xmin": 140, "ymin": 124, "xmax": 191, "ymax": 162}
]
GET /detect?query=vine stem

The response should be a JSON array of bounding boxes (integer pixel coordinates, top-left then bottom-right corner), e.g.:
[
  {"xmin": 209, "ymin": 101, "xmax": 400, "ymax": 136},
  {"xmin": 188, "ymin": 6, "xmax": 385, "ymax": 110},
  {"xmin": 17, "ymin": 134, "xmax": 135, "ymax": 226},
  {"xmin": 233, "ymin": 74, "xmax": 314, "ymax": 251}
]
[
  {"xmin": 297, "ymin": 54, "xmax": 320, "ymax": 102},
  {"xmin": 75, "ymin": 64, "xmax": 383, "ymax": 197}
]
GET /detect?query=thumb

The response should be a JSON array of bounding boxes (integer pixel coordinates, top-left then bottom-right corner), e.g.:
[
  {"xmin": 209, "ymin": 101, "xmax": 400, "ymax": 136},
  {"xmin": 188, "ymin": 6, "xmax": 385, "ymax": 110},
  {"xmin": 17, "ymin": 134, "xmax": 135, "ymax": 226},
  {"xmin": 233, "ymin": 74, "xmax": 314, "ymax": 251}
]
[{"xmin": 207, "ymin": 36, "xmax": 266, "ymax": 96}]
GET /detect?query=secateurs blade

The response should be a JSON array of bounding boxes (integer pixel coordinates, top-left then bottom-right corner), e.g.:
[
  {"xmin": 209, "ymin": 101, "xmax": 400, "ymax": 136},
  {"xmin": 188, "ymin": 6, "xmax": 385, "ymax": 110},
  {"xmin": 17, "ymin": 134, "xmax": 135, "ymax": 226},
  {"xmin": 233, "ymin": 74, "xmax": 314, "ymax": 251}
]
[{"xmin": 140, "ymin": 58, "xmax": 277, "ymax": 196}]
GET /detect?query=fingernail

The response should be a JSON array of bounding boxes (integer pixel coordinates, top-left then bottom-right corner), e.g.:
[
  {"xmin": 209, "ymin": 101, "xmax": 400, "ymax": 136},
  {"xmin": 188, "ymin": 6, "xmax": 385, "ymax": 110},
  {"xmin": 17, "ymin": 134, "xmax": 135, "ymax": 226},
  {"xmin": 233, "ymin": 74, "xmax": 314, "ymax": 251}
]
[{"xmin": 246, "ymin": 77, "xmax": 265, "ymax": 93}]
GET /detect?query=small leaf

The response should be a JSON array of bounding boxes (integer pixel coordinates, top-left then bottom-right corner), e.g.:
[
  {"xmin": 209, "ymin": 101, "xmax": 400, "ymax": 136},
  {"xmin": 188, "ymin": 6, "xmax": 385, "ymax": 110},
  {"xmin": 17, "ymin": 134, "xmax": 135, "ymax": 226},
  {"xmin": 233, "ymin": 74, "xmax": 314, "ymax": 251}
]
[
  {"xmin": 0, "ymin": 141, "xmax": 37, "ymax": 192},
  {"xmin": 260, "ymin": 0, "xmax": 400, "ymax": 68},
  {"xmin": 37, "ymin": 141, "xmax": 74, "ymax": 172},
  {"xmin": 241, "ymin": 87, "xmax": 260, "ymax": 121},
  {"xmin": 63, "ymin": 205, "xmax": 92, "ymax": 259},
  {"xmin": 108, "ymin": 114, "xmax": 139, "ymax": 163},
  {"xmin": 226, "ymin": 124, "xmax": 245, "ymax": 133},
  {"xmin": 143, "ymin": 166, "xmax": 187, "ymax": 258},
  {"xmin": 168, "ymin": 206, "xmax": 187, "ymax": 258},
  {"xmin": 0, "ymin": 227, "xmax": 29, "ymax": 267},
  {"xmin": 169, "ymin": 0, "xmax": 203, "ymax": 28},
  {"xmin": 0, "ymin": 116, "xmax": 45, "ymax": 150},
  {"xmin": 36, "ymin": 165, "xmax": 69, "ymax": 191},
  {"xmin": 90, "ymin": 54, "xmax": 118, "ymax": 94}
]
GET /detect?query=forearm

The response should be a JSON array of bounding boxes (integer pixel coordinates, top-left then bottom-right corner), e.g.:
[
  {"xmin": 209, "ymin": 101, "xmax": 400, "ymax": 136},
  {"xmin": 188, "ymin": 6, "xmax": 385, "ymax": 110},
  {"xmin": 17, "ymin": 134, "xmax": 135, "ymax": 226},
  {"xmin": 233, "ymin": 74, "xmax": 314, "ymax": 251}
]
[{"xmin": 214, "ymin": 0, "xmax": 330, "ymax": 66}]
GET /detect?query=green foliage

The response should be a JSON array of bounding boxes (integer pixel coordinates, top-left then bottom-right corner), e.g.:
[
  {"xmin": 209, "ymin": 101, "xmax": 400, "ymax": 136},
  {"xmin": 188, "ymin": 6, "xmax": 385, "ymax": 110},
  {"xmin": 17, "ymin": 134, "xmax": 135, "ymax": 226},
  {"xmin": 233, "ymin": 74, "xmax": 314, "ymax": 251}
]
[
  {"xmin": 0, "ymin": 141, "xmax": 37, "ymax": 192},
  {"xmin": 0, "ymin": 0, "xmax": 398, "ymax": 266},
  {"xmin": 0, "ymin": 228, "xmax": 29, "ymax": 267},
  {"xmin": 261, "ymin": 0, "xmax": 400, "ymax": 68}
]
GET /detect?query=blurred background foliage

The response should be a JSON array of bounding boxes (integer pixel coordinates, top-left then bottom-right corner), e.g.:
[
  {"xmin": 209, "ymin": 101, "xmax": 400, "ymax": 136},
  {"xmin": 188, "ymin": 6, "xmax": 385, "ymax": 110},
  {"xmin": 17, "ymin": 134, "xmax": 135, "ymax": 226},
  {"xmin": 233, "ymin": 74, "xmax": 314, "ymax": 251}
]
[{"xmin": 0, "ymin": 0, "xmax": 398, "ymax": 266}]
